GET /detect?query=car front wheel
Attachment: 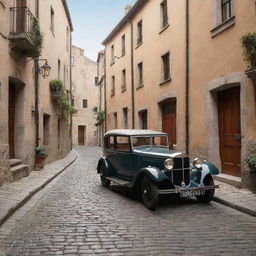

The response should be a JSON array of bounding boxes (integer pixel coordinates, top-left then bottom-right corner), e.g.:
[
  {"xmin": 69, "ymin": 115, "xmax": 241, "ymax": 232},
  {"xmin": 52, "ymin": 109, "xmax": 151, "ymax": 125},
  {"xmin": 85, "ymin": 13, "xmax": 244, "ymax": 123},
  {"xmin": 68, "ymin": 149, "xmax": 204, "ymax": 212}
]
[
  {"xmin": 100, "ymin": 165, "xmax": 110, "ymax": 188},
  {"xmin": 196, "ymin": 175, "xmax": 215, "ymax": 203},
  {"xmin": 141, "ymin": 176, "xmax": 159, "ymax": 210}
]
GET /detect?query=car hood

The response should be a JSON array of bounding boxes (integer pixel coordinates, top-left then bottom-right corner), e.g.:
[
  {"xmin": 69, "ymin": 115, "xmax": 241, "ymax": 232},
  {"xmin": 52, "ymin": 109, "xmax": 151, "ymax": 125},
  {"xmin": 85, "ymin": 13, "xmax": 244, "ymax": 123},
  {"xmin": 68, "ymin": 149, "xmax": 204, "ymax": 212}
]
[{"xmin": 133, "ymin": 147, "xmax": 183, "ymax": 158}]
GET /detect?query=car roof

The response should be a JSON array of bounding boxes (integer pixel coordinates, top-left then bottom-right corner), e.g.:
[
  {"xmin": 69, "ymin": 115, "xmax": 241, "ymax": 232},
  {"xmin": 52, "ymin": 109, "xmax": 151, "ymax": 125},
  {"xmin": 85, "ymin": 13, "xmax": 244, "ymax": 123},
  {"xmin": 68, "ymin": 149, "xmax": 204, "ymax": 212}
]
[{"xmin": 104, "ymin": 129, "xmax": 167, "ymax": 137}]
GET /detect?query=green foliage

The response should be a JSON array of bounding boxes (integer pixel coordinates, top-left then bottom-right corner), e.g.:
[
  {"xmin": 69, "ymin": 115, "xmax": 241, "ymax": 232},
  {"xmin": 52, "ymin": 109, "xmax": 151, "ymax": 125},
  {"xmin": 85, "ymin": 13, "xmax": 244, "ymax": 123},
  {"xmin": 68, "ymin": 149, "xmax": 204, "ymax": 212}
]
[
  {"xmin": 49, "ymin": 79, "xmax": 77, "ymax": 116},
  {"xmin": 50, "ymin": 80, "xmax": 64, "ymax": 92},
  {"xmin": 93, "ymin": 106, "xmax": 105, "ymax": 124},
  {"xmin": 241, "ymin": 32, "xmax": 256, "ymax": 68},
  {"xmin": 30, "ymin": 18, "xmax": 44, "ymax": 55},
  {"xmin": 35, "ymin": 145, "xmax": 48, "ymax": 156},
  {"xmin": 246, "ymin": 154, "xmax": 256, "ymax": 170}
]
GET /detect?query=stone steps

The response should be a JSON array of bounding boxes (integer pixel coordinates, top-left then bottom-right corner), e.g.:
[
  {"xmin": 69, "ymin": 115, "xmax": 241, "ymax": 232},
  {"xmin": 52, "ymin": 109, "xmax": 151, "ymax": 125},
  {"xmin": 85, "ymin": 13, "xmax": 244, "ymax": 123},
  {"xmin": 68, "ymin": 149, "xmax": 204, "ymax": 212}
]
[{"xmin": 9, "ymin": 159, "xmax": 29, "ymax": 182}]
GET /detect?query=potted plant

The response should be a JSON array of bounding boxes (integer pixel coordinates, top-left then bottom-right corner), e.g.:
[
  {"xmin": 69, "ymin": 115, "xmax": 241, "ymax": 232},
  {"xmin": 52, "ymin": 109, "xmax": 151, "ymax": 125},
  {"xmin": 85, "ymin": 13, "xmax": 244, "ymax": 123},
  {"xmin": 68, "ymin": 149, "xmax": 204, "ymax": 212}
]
[
  {"xmin": 241, "ymin": 32, "xmax": 256, "ymax": 84},
  {"xmin": 245, "ymin": 153, "xmax": 256, "ymax": 172},
  {"xmin": 50, "ymin": 80, "xmax": 64, "ymax": 99},
  {"xmin": 35, "ymin": 145, "xmax": 48, "ymax": 169},
  {"xmin": 93, "ymin": 106, "xmax": 105, "ymax": 125}
]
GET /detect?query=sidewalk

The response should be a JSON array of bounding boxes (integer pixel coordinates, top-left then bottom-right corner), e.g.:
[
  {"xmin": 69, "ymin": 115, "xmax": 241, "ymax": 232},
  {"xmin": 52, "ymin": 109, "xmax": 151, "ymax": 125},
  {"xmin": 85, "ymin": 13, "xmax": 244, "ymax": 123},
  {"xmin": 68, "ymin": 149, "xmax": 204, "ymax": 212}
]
[
  {"xmin": 214, "ymin": 180, "xmax": 256, "ymax": 217},
  {"xmin": 0, "ymin": 149, "xmax": 78, "ymax": 226},
  {"xmin": 0, "ymin": 154, "xmax": 255, "ymax": 227}
]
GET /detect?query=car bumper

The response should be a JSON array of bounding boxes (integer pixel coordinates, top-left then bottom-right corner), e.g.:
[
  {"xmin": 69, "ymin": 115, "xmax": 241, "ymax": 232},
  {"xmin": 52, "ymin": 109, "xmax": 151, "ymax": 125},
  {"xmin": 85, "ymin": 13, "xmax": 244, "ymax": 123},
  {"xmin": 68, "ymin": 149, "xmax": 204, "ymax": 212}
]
[{"xmin": 158, "ymin": 185, "xmax": 219, "ymax": 195}]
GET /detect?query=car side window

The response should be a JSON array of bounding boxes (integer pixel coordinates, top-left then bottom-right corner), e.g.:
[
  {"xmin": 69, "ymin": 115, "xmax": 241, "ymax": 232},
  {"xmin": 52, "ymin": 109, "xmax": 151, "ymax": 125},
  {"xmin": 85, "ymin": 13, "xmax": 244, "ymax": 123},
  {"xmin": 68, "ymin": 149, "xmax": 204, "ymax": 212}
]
[
  {"xmin": 105, "ymin": 136, "xmax": 115, "ymax": 150},
  {"xmin": 116, "ymin": 136, "xmax": 130, "ymax": 152}
]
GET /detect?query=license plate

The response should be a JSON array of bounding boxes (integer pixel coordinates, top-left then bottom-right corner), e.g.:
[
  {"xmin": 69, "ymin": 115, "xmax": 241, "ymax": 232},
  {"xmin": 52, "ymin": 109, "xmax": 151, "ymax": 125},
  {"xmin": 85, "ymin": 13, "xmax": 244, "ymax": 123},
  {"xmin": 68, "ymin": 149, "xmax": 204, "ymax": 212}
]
[{"xmin": 180, "ymin": 190, "xmax": 205, "ymax": 198}]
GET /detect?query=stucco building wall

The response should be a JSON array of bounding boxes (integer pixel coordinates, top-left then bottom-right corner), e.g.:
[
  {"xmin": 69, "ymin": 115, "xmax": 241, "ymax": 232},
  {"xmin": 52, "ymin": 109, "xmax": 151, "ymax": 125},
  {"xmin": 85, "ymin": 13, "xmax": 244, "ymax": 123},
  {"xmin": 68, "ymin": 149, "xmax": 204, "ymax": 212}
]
[
  {"xmin": 72, "ymin": 45, "xmax": 98, "ymax": 147},
  {"xmin": 0, "ymin": 0, "xmax": 72, "ymax": 185}
]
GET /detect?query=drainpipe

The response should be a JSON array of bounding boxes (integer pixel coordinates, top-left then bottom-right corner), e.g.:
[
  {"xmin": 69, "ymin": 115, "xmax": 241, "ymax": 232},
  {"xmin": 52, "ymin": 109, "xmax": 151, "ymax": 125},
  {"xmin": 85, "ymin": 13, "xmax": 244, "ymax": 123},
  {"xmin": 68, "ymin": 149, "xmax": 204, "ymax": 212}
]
[
  {"xmin": 130, "ymin": 21, "xmax": 135, "ymax": 129},
  {"xmin": 185, "ymin": 0, "xmax": 190, "ymax": 155},
  {"xmin": 69, "ymin": 34, "xmax": 73, "ymax": 149},
  {"xmin": 104, "ymin": 46, "xmax": 107, "ymax": 133},
  {"xmin": 35, "ymin": 0, "xmax": 40, "ymax": 147}
]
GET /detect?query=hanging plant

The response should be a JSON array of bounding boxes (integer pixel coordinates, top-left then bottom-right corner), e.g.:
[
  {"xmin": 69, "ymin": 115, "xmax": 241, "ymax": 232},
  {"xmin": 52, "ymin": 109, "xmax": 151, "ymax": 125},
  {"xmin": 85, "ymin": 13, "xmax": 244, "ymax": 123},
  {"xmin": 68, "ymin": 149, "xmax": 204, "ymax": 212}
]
[
  {"xmin": 30, "ymin": 18, "xmax": 44, "ymax": 56},
  {"xmin": 93, "ymin": 106, "xmax": 105, "ymax": 124},
  {"xmin": 241, "ymin": 32, "xmax": 256, "ymax": 68}
]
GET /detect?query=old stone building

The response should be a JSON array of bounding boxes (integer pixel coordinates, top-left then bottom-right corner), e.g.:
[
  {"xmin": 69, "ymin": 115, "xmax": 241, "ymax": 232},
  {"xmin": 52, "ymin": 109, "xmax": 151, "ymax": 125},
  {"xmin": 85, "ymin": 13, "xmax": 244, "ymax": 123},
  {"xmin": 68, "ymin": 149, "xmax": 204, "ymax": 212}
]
[
  {"xmin": 102, "ymin": 0, "xmax": 256, "ymax": 192},
  {"xmin": 0, "ymin": 0, "xmax": 73, "ymax": 185},
  {"xmin": 71, "ymin": 45, "xmax": 99, "ymax": 147},
  {"xmin": 96, "ymin": 50, "xmax": 106, "ymax": 146}
]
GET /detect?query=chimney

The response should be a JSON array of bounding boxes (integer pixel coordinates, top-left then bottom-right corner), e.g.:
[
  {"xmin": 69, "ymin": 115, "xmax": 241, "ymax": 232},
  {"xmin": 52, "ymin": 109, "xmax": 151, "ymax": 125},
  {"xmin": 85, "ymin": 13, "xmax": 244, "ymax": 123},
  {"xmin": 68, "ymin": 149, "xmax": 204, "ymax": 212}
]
[{"xmin": 125, "ymin": 5, "xmax": 132, "ymax": 15}]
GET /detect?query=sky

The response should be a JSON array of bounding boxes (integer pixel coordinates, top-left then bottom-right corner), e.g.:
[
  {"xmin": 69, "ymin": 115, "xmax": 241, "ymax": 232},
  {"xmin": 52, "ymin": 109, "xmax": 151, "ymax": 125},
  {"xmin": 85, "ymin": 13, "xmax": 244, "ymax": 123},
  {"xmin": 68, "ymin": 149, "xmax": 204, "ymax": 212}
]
[{"xmin": 66, "ymin": 0, "xmax": 137, "ymax": 61}]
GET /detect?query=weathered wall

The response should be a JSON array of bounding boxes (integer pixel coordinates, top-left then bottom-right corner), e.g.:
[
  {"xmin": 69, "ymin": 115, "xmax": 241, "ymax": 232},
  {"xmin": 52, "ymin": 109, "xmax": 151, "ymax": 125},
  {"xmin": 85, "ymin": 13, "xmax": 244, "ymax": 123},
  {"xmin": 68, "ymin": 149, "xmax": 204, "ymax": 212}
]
[{"xmin": 72, "ymin": 45, "xmax": 99, "ymax": 147}]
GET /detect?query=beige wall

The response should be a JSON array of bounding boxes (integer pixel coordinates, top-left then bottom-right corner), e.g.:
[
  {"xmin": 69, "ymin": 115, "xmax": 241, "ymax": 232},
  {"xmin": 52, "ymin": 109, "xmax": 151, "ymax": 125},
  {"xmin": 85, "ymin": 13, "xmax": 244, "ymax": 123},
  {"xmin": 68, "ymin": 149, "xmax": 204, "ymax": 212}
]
[
  {"xmin": 72, "ymin": 45, "xmax": 98, "ymax": 147},
  {"xmin": 0, "ymin": 0, "xmax": 72, "ymax": 184},
  {"xmin": 103, "ymin": 0, "xmax": 256, "ymax": 192}
]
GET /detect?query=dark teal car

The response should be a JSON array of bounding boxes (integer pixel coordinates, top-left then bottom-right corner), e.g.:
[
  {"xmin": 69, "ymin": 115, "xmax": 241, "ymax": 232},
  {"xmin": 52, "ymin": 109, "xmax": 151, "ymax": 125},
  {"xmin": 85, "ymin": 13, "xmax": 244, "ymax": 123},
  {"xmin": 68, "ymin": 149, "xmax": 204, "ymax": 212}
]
[{"xmin": 97, "ymin": 129, "xmax": 219, "ymax": 210}]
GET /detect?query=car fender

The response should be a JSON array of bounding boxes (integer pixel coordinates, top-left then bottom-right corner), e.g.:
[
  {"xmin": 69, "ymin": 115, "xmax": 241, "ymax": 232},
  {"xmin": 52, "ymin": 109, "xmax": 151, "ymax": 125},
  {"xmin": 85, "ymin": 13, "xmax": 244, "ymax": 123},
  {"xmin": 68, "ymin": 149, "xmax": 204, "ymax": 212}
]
[
  {"xmin": 200, "ymin": 162, "xmax": 219, "ymax": 184},
  {"xmin": 138, "ymin": 166, "xmax": 167, "ymax": 183},
  {"xmin": 97, "ymin": 157, "xmax": 109, "ymax": 173}
]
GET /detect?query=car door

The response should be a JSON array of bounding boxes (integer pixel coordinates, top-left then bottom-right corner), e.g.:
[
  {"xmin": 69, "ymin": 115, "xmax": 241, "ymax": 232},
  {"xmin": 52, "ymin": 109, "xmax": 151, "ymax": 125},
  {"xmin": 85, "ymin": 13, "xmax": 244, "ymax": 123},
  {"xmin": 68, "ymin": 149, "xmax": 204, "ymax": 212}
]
[
  {"xmin": 115, "ymin": 136, "xmax": 133, "ymax": 180},
  {"xmin": 104, "ymin": 135, "xmax": 117, "ymax": 175}
]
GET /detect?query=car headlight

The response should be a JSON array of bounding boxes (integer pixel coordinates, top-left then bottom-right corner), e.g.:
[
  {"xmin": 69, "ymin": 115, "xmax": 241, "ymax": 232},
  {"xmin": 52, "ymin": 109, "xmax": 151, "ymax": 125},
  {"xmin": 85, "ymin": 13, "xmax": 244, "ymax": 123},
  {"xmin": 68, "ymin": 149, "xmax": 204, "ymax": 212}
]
[
  {"xmin": 164, "ymin": 158, "xmax": 174, "ymax": 170},
  {"xmin": 193, "ymin": 158, "xmax": 203, "ymax": 169}
]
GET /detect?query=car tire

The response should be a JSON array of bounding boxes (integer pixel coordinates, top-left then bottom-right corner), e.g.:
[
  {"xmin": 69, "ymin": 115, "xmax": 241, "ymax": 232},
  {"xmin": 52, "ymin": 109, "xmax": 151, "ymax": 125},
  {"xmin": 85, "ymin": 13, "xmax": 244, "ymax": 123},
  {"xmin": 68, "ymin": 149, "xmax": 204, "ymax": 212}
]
[
  {"xmin": 141, "ymin": 176, "xmax": 159, "ymax": 210},
  {"xmin": 196, "ymin": 175, "xmax": 215, "ymax": 203},
  {"xmin": 100, "ymin": 165, "xmax": 110, "ymax": 188}
]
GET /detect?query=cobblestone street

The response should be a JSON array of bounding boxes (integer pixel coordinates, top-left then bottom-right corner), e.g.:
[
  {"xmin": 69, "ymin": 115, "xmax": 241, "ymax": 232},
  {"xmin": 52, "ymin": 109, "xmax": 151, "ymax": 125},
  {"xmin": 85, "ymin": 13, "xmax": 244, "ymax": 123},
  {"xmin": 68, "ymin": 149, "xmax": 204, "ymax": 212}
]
[{"xmin": 0, "ymin": 147, "xmax": 256, "ymax": 256}]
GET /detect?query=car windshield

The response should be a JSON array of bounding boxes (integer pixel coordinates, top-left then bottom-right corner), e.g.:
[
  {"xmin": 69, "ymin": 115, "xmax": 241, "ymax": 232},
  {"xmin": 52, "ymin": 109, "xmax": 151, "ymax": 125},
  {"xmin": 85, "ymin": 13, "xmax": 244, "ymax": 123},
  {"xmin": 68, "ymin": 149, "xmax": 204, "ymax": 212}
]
[{"xmin": 131, "ymin": 135, "xmax": 169, "ymax": 148}]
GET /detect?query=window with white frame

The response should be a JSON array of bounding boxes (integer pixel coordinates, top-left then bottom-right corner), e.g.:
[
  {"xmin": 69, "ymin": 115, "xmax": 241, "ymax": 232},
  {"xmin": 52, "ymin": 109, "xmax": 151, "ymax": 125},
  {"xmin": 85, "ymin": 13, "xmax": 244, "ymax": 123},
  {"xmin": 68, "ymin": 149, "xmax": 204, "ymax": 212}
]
[
  {"xmin": 121, "ymin": 69, "xmax": 126, "ymax": 92},
  {"xmin": 137, "ymin": 20, "xmax": 143, "ymax": 45},
  {"xmin": 221, "ymin": 0, "xmax": 232, "ymax": 22},
  {"xmin": 121, "ymin": 34, "xmax": 126, "ymax": 56},
  {"xmin": 137, "ymin": 62, "xmax": 143, "ymax": 86},
  {"xmin": 161, "ymin": 0, "xmax": 168, "ymax": 28},
  {"xmin": 161, "ymin": 52, "xmax": 170, "ymax": 82}
]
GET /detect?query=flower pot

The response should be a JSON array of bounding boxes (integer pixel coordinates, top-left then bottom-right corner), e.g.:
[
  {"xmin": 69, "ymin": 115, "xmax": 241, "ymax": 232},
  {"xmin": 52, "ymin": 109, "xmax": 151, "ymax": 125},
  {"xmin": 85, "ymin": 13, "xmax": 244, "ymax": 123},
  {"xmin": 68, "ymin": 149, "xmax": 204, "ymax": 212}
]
[{"xmin": 35, "ymin": 155, "xmax": 48, "ymax": 169}]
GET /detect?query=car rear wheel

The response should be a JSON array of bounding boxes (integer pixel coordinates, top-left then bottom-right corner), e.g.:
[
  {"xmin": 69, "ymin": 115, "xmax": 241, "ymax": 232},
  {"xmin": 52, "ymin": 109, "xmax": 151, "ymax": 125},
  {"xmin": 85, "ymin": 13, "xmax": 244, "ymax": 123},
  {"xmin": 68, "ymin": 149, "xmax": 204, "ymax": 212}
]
[
  {"xmin": 100, "ymin": 165, "xmax": 110, "ymax": 188},
  {"xmin": 196, "ymin": 175, "xmax": 215, "ymax": 203},
  {"xmin": 141, "ymin": 176, "xmax": 159, "ymax": 210}
]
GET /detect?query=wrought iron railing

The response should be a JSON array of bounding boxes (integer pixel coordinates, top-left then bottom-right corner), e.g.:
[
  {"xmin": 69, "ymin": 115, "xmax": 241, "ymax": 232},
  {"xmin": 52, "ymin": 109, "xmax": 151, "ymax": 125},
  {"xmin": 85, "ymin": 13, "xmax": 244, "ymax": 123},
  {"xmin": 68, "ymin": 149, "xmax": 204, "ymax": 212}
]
[{"xmin": 10, "ymin": 7, "xmax": 34, "ymax": 37}]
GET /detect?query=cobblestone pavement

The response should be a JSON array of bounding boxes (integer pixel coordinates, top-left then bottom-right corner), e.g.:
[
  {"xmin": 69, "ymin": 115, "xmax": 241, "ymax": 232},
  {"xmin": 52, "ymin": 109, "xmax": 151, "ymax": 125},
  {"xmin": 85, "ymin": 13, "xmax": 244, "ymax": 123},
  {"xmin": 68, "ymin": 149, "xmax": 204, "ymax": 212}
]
[{"xmin": 0, "ymin": 147, "xmax": 256, "ymax": 256}]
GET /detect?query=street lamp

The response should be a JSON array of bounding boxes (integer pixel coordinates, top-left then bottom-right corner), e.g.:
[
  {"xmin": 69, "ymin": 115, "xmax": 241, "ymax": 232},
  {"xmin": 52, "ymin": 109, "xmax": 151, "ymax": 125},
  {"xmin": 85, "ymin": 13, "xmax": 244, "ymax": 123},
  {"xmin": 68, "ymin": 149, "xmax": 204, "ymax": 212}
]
[{"xmin": 40, "ymin": 60, "xmax": 51, "ymax": 78}]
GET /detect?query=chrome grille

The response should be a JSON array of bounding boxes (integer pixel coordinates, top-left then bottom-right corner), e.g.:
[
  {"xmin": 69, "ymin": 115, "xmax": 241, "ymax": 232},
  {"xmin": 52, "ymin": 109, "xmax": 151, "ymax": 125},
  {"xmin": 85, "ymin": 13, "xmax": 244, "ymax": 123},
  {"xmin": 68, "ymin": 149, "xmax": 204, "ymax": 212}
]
[{"xmin": 165, "ymin": 157, "xmax": 190, "ymax": 186}]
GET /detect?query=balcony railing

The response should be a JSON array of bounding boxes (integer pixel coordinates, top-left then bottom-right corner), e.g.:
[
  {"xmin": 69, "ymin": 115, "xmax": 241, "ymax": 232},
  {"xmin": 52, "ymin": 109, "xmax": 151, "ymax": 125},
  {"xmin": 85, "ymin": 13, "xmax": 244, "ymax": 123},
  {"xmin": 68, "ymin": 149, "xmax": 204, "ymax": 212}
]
[{"xmin": 9, "ymin": 7, "xmax": 39, "ymax": 57}]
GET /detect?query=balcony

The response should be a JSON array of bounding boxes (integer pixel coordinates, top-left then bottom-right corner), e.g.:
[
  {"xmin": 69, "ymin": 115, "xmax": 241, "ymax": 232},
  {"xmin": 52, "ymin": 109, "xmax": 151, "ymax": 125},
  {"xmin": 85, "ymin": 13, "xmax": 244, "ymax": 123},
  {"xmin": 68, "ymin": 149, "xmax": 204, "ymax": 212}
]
[{"xmin": 9, "ymin": 7, "xmax": 40, "ymax": 57}]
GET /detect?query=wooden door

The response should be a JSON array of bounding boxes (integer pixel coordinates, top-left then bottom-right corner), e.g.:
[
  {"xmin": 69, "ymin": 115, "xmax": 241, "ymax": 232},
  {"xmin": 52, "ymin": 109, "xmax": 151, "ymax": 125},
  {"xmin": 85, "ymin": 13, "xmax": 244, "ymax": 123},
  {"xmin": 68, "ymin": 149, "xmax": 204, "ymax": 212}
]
[
  {"xmin": 16, "ymin": 0, "xmax": 26, "ymax": 34},
  {"xmin": 78, "ymin": 126, "xmax": 85, "ymax": 146},
  {"xmin": 162, "ymin": 99, "xmax": 176, "ymax": 147},
  {"xmin": 9, "ymin": 84, "xmax": 15, "ymax": 158},
  {"xmin": 218, "ymin": 87, "xmax": 241, "ymax": 177}
]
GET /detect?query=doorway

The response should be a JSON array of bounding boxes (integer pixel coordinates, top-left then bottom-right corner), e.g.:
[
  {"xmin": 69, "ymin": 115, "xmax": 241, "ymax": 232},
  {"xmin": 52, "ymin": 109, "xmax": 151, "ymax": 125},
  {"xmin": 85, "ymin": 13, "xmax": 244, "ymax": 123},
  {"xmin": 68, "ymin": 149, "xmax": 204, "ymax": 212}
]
[
  {"xmin": 161, "ymin": 98, "xmax": 176, "ymax": 148},
  {"xmin": 218, "ymin": 87, "xmax": 241, "ymax": 177},
  {"xmin": 78, "ymin": 126, "xmax": 86, "ymax": 146}
]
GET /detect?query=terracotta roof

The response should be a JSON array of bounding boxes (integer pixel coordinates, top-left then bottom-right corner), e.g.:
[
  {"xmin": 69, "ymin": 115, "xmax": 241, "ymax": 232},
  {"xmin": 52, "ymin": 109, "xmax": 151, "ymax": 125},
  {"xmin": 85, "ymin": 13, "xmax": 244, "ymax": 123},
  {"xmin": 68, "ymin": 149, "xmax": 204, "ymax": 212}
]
[{"xmin": 102, "ymin": 0, "xmax": 149, "ymax": 45}]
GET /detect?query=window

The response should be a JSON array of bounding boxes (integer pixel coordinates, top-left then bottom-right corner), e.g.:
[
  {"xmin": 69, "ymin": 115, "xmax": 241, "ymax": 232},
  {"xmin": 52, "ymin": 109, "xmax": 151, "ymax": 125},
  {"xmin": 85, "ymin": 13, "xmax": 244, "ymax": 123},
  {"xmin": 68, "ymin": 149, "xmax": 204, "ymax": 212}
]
[
  {"xmin": 71, "ymin": 56, "xmax": 74, "ymax": 66},
  {"xmin": 123, "ymin": 108, "xmax": 128, "ymax": 129},
  {"xmin": 139, "ymin": 110, "xmax": 147, "ymax": 129},
  {"xmin": 83, "ymin": 99, "xmax": 88, "ymax": 108},
  {"xmin": 222, "ymin": 0, "xmax": 232, "ymax": 22},
  {"xmin": 161, "ymin": 0, "xmax": 168, "ymax": 28},
  {"xmin": 137, "ymin": 20, "xmax": 143, "ymax": 45},
  {"xmin": 66, "ymin": 27, "xmax": 69, "ymax": 52},
  {"xmin": 116, "ymin": 136, "xmax": 130, "ymax": 151},
  {"xmin": 106, "ymin": 136, "xmax": 115, "ymax": 150},
  {"xmin": 111, "ymin": 45, "xmax": 115, "ymax": 64},
  {"xmin": 50, "ymin": 7, "xmax": 54, "ymax": 34},
  {"xmin": 63, "ymin": 65, "xmax": 66, "ymax": 86},
  {"xmin": 111, "ymin": 76, "xmax": 115, "ymax": 96},
  {"xmin": 161, "ymin": 52, "xmax": 170, "ymax": 82},
  {"xmin": 58, "ymin": 59, "xmax": 61, "ymax": 79},
  {"xmin": 43, "ymin": 114, "xmax": 50, "ymax": 145},
  {"xmin": 137, "ymin": 62, "xmax": 143, "ymax": 86},
  {"xmin": 121, "ymin": 34, "xmax": 126, "ymax": 56},
  {"xmin": 113, "ymin": 112, "xmax": 117, "ymax": 129},
  {"xmin": 121, "ymin": 69, "xmax": 126, "ymax": 92}
]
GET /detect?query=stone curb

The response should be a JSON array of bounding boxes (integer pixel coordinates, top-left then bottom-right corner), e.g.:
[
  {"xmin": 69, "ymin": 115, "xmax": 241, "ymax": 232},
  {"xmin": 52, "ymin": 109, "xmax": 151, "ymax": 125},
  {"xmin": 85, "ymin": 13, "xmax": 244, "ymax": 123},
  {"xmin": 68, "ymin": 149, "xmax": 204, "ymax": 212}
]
[
  {"xmin": 0, "ymin": 150, "xmax": 78, "ymax": 227},
  {"xmin": 213, "ymin": 196, "xmax": 256, "ymax": 217}
]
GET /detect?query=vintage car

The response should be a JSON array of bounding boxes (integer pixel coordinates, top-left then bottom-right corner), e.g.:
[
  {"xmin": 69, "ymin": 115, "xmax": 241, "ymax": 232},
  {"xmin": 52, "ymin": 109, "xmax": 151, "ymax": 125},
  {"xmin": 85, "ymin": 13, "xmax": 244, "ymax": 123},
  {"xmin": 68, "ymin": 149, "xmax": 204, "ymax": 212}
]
[{"xmin": 97, "ymin": 129, "xmax": 219, "ymax": 210}]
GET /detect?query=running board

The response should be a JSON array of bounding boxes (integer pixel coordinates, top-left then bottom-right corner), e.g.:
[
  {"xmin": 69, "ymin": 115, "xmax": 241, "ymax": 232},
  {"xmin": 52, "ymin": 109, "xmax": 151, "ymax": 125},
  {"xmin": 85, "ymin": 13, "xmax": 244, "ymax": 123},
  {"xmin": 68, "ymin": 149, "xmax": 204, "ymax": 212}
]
[{"xmin": 106, "ymin": 177, "xmax": 131, "ymax": 186}]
